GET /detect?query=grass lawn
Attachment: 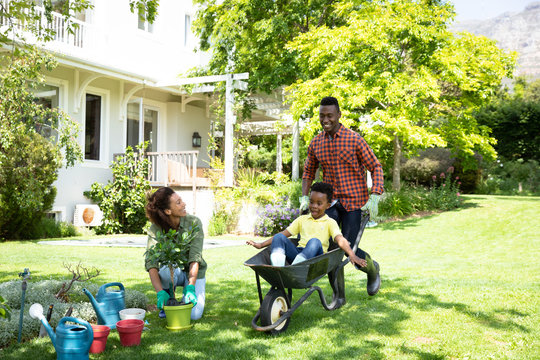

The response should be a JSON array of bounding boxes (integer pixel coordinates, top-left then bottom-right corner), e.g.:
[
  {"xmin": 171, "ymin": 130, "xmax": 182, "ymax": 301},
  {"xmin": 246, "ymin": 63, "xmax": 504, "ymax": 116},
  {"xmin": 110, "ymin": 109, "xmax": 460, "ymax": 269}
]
[{"xmin": 0, "ymin": 195, "xmax": 539, "ymax": 359}]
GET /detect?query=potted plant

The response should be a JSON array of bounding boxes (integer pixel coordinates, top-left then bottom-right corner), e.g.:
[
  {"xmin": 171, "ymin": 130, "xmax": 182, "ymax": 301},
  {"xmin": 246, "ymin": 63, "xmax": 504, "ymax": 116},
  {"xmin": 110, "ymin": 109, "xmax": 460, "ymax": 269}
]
[{"xmin": 144, "ymin": 225, "xmax": 198, "ymax": 331}]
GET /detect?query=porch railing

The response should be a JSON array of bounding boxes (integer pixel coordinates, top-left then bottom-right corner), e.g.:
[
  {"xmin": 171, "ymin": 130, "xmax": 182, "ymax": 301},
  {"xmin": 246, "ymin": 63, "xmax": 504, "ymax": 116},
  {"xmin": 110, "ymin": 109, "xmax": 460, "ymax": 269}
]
[{"xmin": 145, "ymin": 151, "xmax": 199, "ymax": 191}]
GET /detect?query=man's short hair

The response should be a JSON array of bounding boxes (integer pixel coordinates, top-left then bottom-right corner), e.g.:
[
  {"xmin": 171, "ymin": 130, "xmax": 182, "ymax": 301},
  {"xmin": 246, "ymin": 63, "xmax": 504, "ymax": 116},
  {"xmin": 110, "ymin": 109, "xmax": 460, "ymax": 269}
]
[
  {"xmin": 320, "ymin": 96, "xmax": 340, "ymax": 112},
  {"xmin": 311, "ymin": 182, "xmax": 333, "ymax": 203}
]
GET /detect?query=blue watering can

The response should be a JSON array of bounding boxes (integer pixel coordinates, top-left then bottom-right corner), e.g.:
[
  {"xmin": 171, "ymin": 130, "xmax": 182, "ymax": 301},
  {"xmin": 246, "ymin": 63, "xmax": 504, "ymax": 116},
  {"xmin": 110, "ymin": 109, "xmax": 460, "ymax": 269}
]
[
  {"xmin": 83, "ymin": 282, "xmax": 125, "ymax": 329},
  {"xmin": 29, "ymin": 303, "xmax": 93, "ymax": 360}
]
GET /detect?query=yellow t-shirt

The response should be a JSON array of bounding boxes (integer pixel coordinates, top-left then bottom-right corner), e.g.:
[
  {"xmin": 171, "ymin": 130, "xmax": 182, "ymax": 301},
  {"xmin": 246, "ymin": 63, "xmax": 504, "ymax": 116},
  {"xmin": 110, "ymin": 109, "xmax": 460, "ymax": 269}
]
[{"xmin": 286, "ymin": 214, "xmax": 342, "ymax": 252}]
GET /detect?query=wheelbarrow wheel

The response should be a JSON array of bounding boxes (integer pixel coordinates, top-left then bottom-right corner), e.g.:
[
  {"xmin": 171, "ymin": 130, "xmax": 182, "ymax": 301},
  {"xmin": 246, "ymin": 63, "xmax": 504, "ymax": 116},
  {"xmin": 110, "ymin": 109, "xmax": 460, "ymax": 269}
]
[{"xmin": 261, "ymin": 288, "xmax": 290, "ymax": 334}]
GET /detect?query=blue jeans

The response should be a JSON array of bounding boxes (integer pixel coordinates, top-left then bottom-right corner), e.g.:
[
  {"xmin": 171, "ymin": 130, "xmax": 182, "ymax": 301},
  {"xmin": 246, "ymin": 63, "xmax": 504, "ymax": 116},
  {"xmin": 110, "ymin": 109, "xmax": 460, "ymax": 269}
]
[
  {"xmin": 326, "ymin": 201, "xmax": 368, "ymax": 260},
  {"xmin": 158, "ymin": 266, "xmax": 206, "ymax": 320},
  {"xmin": 270, "ymin": 233, "xmax": 323, "ymax": 264}
]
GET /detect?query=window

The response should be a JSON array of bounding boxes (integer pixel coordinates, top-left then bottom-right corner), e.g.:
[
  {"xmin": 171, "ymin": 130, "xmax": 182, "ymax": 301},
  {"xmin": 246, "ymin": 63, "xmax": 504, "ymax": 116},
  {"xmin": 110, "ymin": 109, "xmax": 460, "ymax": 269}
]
[
  {"xmin": 138, "ymin": 9, "xmax": 154, "ymax": 33},
  {"xmin": 33, "ymin": 84, "xmax": 60, "ymax": 109},
  {"xmin": 126, "ymin": 100, "xmax": 158, "ymax": 152},
  {"xmin": 85, "ymin": 94, "xmax": 101, "ymax": 160}
]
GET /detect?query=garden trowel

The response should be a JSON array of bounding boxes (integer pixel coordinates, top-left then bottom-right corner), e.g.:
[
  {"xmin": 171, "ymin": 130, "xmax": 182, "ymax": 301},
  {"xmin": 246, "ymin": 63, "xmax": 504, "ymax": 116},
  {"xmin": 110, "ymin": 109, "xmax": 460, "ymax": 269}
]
[{"xmin": 39, "ymin": 304, "xmax": 54, "ymax": 337}]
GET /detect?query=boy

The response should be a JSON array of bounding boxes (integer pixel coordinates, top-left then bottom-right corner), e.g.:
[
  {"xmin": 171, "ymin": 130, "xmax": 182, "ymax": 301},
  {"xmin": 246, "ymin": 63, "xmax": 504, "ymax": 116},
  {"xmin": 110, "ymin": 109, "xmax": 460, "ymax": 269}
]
[{"xmin": 247, "ymin": 182, "xmax": 366, "ymax": 268}]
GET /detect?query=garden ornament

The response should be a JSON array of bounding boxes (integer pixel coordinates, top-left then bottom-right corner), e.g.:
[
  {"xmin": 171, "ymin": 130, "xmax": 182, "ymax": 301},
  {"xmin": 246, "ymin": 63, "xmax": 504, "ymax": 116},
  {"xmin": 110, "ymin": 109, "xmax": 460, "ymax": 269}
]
[
  {"xmin": 17, "ymin": 268, "xmax": 30, "ymax": 343},
  {"xmin": 299, "ymin": 195, "xmax": 309, "ymax": 212},
  {"xmin": 361, "ymin": 194, "xmax": 381, "ymax": 219},
  {"xmin": 83, "ymin": 282, "xmax": 125, "ymax": 329},
  {"xmin": 29, "ymin": 303, "xmax": 94, "ymax": 360}
]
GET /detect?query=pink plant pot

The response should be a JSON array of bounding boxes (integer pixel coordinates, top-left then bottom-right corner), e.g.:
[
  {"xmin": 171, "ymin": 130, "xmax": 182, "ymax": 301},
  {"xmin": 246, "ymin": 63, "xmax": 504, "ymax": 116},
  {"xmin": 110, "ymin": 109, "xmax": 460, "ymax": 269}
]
[{"xmin": 89, "ymin": 324, "xmax": 110, "ymax": 354}]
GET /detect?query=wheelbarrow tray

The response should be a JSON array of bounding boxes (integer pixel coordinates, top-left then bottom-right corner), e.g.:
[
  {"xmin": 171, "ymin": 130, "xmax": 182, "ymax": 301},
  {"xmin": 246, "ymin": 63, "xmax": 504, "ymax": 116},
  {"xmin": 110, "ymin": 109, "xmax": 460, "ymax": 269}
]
[{"xmin": 244, "ymin": 247, "xmax": 345, "ymax": 289}]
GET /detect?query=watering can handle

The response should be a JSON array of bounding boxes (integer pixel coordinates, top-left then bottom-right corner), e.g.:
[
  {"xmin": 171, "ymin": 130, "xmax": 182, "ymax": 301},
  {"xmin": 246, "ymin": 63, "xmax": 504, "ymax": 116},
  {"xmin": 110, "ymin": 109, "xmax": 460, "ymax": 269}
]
[
  {"xmin": 59, "ymin": 317, "xmax": 94, "ymax": 346},
  {"xmin": 97, "ymin": 282, "xmax": 125, "ymax": 297}
]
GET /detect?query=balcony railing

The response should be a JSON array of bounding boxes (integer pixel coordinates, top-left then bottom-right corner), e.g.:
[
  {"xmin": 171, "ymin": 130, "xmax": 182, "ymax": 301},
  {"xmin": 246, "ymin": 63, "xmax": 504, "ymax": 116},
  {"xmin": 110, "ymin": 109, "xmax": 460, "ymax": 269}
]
[{"xmin": 0, "ymin": 1, "xmax": 94, "ymax": 49}]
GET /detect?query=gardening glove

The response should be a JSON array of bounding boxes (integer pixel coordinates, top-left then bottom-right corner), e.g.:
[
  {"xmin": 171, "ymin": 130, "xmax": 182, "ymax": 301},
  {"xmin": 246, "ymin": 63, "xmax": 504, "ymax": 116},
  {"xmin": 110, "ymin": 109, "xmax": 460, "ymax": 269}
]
[
  {"xmin": 183, "ymin": 284, "xmax": 197, "ymax": 306},
  {"xmin": 157, "ymin": 290, "xmax": 170, "ymax": 310},
  {"xmin": 361, "ymin": 194, "xmax": 381, "ymax": 219},
  {"xmin": 299, "ymin": 195, "xmax": 309, "ymax": 213}
]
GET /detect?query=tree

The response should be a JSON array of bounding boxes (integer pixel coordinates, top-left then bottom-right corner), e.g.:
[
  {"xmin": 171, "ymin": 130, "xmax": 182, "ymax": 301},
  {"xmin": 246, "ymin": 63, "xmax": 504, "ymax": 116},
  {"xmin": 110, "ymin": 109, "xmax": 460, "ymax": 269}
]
[
  {"xmin": 475, "ymin": 78, "xmax": 540, "ymax": 161},
  {"xmin": 287, "ymin": 0, "xmax": 515, "ymax": 190},
  {"xmin": 195, "ymin": 0, "xmax": 516, "ymax": 190}
]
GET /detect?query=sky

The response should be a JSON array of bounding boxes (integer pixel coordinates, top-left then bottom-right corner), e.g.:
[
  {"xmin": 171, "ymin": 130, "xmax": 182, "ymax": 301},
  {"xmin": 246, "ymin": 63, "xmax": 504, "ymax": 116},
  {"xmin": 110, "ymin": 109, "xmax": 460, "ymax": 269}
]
[{"xmin": 450, "ymin": 0, "xmax": 536, "ymax": 22}]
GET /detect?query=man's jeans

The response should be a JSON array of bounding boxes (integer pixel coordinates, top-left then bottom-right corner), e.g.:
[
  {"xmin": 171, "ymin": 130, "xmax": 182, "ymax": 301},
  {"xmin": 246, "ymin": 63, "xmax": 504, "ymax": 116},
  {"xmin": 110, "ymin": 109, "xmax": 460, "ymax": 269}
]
[
  {"xmin": 326, "ymin": 201, "xmax": 368, "ymax": 260},
  {"xmin": 270, "ymin": 233, "xmax": 323, "ymax": 264},
  {"xmin": 158, "ymin": 266, "xmax": 206, "ymax": 320}
]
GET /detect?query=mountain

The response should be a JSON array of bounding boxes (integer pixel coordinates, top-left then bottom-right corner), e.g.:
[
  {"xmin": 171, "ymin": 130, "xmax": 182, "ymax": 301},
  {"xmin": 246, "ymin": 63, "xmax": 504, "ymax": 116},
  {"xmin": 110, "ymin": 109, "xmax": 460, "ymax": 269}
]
[{"xmin": 452, "ymin": 2, "xmax": 540, "ymax": 78}]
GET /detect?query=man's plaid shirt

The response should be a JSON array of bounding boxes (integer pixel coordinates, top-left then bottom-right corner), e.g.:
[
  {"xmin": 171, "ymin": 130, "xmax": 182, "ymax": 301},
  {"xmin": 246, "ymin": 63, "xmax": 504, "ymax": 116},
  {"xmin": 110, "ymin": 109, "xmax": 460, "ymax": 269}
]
[{"xmin": 303, "ymin": 124, "xmax": 384, "ymax": 211}]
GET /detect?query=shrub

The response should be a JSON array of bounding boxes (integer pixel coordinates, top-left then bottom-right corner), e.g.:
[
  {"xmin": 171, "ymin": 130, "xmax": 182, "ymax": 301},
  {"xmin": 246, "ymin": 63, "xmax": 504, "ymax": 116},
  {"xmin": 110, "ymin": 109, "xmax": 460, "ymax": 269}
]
[
  {"xmin": 0, "ymin": 280, "xmax": 147, "ymax": 347},
  {"xmin": 477, "ymin": 158, "xmax": 540, "ymax": 195},
  {"xmin": 254, "ymin": 197, "xmax": 300, "ymax": 237},
  {"xmin": 36, "ymin": 218, "xmax": 80, "ymax": 239},
  {"xmin": 84, "ymin": 143, "xmax": 151, "ymax": 234}
]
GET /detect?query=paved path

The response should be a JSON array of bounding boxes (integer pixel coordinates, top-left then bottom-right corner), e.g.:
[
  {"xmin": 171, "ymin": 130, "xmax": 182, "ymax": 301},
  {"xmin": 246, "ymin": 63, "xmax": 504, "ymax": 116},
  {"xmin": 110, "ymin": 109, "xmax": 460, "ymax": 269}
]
[{"xmin": 38, "ymin": 236, "xmax": 246, "ymax": 249}]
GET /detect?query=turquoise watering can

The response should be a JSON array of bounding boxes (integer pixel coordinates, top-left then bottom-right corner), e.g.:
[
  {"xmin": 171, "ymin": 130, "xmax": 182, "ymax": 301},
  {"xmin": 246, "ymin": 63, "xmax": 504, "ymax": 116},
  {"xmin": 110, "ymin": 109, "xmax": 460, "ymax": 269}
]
[
  {"xmin": 29, "ymin": 303, "xmax": 93, "ymax": 360},
  {"xmin": 83, "ymin": 282, "xmax": 125, "ymax": 329}
]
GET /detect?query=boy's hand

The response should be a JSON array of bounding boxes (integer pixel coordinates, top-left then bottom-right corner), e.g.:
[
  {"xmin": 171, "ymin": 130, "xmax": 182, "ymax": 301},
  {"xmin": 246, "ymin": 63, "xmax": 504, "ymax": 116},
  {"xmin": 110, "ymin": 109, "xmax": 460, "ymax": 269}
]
[
  {"xmin": 349, "ymin": 255, "xmax": 367, "ymax": 268},
  {"xmin": 246, "ymin": 240, "xmax": 263, "ymax": 249}
]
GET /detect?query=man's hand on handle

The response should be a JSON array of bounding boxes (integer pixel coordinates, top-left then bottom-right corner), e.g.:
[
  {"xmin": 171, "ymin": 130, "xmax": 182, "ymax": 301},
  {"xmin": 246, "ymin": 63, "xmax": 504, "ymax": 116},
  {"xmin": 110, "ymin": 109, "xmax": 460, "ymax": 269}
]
[
  {"xmin": 361, "ymin": 194, "xmax": 381, "ymax": 219},
  {"xmin": 299, "ymin": 195, "xmax": 309, "ymax": 213}
]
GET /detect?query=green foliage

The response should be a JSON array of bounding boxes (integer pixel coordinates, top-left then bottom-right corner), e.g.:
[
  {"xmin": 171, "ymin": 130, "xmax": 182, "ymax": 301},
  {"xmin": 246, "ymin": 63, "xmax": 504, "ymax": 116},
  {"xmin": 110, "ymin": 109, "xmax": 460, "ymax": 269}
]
[
  {"xmin": 253, "ymin": 198, "xmax": 300, "ymax": 237},
  {"xmin": 477, "ymin": 158, "xmax": 540, "ymax": 196},
  {"xmin": 475, "ymin": 78, "xmax": 540, "ymax": 162},
  {"xmin": 0, "ymin": 280, "xmax": 146, "ymax": 347},
  {"xmin": 36, "ymin": 218, "xmax": 80, "ymax": 239},
  {"xmin": 285, "ymin": 0, "xmax": 515, "ymax": 186},
  {"xmin": 0, "ymin": 295, "xmax": 10, "ymax": 320},
  {"xmin": 208, "ymin": 209, "xmax": 232, "ymax": 236},
  {"xmin": 144, "ymin": 224, "xmax": 199, "ymax": 299},
  {"xmin": 84, "ymin": 144, "xmax": 151, "ymax": 234},
  {"xmin": 0, "ymin": 131, "xmax": 60, "ymax": 240},
  {"xmin": 129, "ymin": 0, "xmax": 159, "ymax": 23},
  {"xmin": 379, "ymin": 169, "xmax": 462, "ymax": 220}
]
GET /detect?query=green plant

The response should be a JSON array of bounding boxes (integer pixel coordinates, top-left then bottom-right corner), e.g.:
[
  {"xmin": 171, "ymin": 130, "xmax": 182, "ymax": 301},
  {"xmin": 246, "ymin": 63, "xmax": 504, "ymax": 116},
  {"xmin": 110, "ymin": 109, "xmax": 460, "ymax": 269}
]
[
  {"xmin": 208, "ymin": 209, "xmax": 231, "ymax": 236},
  {"xmin": 144, "ymin": 224, "xmax": 199, "ymax": 301},
  {"xmin": 37, "ymin": 218, "xmax": 80, "ymax": 239},
  {"xmin": 84, "ymin": 143, "xmax": 151, "ymax": 234},
  {"xmin": 0, "ymin": 295, "xmax": 10, "ymax": 320},
  {"xmin": 254, "ymin": 197, "xmax": 300, "ymax": 236}
]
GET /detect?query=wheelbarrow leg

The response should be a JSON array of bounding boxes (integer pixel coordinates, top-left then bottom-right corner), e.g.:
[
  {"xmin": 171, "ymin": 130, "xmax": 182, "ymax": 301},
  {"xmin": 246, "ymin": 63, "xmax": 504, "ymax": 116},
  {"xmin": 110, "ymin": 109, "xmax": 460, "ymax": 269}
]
[{"xmin": 328, "ymin": 265, "xmax": 346, "ymax": 309}]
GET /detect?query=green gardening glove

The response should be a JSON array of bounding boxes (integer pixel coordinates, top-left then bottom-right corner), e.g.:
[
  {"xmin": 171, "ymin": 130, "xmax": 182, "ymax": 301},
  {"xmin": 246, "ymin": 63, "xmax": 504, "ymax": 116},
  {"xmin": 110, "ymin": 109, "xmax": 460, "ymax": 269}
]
[
  {"xmin": 361, "ymin": 194, "xmax": 381, "ymax": 219},
  {"xmin": 156, "ymin": 290, "xmax": 170, "ymax": 310},
  {"xmin": 183, "ymin": 284, "xmax": 197, "ymax": 306},
  {"xmin": 299, "ymin": 195, "xmax": 309, "ymax": 213}
]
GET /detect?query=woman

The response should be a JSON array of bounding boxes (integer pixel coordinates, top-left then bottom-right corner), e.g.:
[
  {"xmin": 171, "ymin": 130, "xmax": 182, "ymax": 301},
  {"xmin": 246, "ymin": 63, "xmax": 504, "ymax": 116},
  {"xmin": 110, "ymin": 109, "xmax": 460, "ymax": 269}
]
[{"xmin": 145, "ymin": 187, "xmax": 206, "ymax": 320}]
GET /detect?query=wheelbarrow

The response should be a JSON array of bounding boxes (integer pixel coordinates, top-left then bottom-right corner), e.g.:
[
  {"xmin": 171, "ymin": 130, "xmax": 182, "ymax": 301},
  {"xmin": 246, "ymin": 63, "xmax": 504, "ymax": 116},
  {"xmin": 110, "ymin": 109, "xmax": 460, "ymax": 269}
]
[{"xmin": 244, "ymin": 212, "xmax": 370, "ymax": 334}]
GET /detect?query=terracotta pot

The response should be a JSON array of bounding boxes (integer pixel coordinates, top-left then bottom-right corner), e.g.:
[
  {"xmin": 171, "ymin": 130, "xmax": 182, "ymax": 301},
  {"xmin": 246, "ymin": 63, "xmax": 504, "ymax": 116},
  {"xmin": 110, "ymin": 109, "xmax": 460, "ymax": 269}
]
[
  {"xmin": 89, "ymin": 324, "xmax": 110, "ymax": 354},
  {"xmin": 116, "ymin": 319, "xmax": 144, "ymax": 346},
  {"xmin": 164, "ymin": 303, "xmax": 194, "ymax": 331}
]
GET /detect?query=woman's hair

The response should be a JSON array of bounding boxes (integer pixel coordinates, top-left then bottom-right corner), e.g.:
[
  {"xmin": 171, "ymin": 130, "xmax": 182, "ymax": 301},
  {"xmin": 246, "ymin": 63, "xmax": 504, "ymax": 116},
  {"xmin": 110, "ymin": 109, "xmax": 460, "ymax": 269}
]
[
  {"xmin": 146, "ymin": 187, "xmax": 175, "ymax": 232},
  {"xmin": 311, "ymin": 182, "xmax": 333, "ymax": 203}
]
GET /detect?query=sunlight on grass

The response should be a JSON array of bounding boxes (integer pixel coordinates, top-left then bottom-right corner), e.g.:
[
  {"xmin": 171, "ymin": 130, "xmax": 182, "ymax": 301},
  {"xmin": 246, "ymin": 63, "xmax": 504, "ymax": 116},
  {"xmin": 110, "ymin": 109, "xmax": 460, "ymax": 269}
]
[{"xmin": 0, "ymin": 195, "xmax": 539, "ymax": 359}]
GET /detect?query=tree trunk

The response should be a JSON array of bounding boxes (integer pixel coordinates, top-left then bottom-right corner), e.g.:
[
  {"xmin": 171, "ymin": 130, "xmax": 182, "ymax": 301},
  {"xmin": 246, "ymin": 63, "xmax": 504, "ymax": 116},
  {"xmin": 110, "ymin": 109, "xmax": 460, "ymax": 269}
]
[
  {"xmin": 392, "ymin": 134, "xmax": 402, "ymax": 191},
  {"xmin": 169, "ymin": 265, "xmax": 175, "ymax": 300}
]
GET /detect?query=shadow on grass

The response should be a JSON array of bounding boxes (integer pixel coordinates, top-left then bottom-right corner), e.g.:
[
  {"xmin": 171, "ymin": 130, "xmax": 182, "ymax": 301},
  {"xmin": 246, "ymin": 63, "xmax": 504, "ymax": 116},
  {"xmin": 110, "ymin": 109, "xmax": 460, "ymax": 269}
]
[{"xmin": 1, "ymin": 274, "xmax": 530, "ymax": 359}]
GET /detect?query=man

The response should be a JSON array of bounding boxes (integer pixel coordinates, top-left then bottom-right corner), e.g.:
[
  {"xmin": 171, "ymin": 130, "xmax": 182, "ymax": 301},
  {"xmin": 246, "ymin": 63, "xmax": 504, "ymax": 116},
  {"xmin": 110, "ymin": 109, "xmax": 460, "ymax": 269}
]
[{"xmin": 301, "ymin": 96, "xmax": 384, "ymax": 296}]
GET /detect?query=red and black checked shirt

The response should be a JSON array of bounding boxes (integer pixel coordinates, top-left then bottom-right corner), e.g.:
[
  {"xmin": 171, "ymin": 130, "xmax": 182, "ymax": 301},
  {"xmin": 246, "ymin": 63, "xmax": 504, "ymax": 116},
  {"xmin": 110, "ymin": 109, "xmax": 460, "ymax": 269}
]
[{"xmin": 303, "ymin": 124, "xmax": 384, "ymax": 211}]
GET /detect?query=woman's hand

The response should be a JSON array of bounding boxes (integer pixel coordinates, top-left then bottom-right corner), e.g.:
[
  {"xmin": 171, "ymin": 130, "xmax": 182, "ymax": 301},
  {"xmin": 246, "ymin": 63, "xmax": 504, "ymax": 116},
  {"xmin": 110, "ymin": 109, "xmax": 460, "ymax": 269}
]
[{"xmin": 246, "ymin": 240, "xmax": 263, "ymax": 249}]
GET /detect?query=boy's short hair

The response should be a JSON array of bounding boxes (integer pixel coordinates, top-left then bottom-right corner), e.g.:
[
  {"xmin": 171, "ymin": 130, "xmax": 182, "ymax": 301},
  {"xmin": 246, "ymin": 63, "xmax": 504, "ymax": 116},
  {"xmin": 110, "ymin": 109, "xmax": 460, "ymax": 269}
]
[
  {"xmin": 310, "ymin": 182, "xmax": 333, "ymax": 203},
  {"xmin": 320, "ymin": 96, "xmax": 340, "ymax": 112}
]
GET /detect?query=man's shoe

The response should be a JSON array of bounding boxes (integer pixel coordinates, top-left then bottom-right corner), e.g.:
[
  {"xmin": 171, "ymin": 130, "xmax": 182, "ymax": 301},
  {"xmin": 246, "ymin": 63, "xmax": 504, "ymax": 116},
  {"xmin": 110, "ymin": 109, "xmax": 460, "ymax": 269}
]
[{"xmin": 159, "ymin": 309, "xmax": 166, "ymax": 318}]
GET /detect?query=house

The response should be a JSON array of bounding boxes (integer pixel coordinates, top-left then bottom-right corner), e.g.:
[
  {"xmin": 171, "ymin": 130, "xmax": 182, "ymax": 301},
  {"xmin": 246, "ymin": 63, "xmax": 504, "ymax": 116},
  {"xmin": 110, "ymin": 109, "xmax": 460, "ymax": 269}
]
[{"xmin": 3, "ymin": 0, "xmax": 299, "ymax": 232}]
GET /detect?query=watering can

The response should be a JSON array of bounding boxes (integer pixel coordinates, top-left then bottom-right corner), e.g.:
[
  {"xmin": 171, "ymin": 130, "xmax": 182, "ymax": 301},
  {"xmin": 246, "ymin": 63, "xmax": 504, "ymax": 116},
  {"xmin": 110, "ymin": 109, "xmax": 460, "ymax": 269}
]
[
  {"xmin": 83, "ymin": 282, "xmax": 125, "ymax": 329},
  {"xmin": 29, "ymin": 303, "xmax": 93, "ymax": 360}
]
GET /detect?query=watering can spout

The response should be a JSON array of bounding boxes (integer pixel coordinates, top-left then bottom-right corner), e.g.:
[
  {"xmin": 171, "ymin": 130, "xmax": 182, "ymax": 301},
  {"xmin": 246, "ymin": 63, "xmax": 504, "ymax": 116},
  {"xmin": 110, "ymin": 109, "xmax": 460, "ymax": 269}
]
[{"xmin": 83, "ymin": 288, "xmax": 101, "ymax": 311}]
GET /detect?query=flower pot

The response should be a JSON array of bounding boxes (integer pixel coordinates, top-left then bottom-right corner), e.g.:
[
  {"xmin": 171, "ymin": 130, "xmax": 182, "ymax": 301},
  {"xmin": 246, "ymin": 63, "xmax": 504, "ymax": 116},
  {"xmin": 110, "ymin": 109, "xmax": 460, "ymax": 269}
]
[
  {"xmin": 89, "ymin": 325, "xmax": 110, "ymax": 354},
  {"xmin": 116, "ymin": 319, "xmax": 144, "ymax": 346},
  {"xmin": 119, "ymin": 308, "xmax": 146, "ymax": 321},
  {"xmin": 164, "ymin": 303, "xmax": 194, "ymax": 331}
]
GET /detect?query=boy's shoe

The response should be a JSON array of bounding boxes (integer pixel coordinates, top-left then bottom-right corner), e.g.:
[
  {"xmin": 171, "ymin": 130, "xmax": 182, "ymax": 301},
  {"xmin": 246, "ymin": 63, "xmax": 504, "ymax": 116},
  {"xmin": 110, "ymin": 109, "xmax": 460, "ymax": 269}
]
[{"xmin": 159, "ymin": 309, "xmax": 166, "ymax": 318}]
